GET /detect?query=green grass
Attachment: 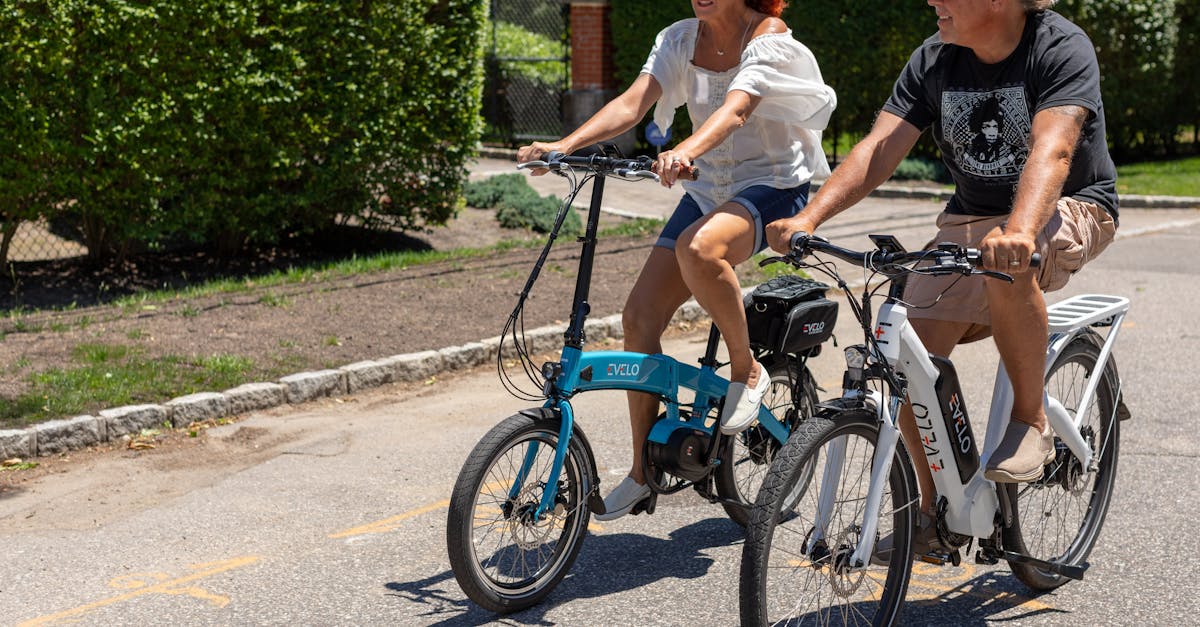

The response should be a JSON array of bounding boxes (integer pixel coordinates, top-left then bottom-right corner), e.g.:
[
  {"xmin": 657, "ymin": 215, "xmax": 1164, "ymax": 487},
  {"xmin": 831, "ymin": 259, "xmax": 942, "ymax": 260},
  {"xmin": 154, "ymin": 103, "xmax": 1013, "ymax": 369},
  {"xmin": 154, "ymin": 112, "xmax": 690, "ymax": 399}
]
[
  {"xmin": 0, "ymin": 215, "xmax": 700, "ymax": 428},
  {"xmin": 1116, "ymin": 156, "xmax": 1200, "ymax": 197},
  {"xmin": 0, "ymin": 345, "xmax": 255, "ymax": 429}
]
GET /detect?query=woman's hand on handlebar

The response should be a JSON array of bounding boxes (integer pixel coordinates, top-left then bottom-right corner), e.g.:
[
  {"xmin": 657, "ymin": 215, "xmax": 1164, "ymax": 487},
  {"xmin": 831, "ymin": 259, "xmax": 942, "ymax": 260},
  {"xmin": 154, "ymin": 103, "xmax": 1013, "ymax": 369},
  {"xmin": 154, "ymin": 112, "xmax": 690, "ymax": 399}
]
[
  {"xmin": 652, "ymin": 149, "xmax": 694, "ymax": 188},
  {"xmin": 517, "ymin": 141, "xmax": 569, "ymax": 176}
]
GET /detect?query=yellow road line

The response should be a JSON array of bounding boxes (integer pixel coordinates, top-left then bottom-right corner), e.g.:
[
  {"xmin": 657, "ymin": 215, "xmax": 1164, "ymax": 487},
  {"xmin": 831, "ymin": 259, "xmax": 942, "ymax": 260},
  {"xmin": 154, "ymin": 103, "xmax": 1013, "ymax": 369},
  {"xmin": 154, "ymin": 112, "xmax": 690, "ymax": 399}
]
[
  {"xmin": 330, "ymin": 499, "xmax": 450, "ymax": 538},
  {"xmin": 18, "ymin": 556, "xmax": 260, "ymax": 627}
]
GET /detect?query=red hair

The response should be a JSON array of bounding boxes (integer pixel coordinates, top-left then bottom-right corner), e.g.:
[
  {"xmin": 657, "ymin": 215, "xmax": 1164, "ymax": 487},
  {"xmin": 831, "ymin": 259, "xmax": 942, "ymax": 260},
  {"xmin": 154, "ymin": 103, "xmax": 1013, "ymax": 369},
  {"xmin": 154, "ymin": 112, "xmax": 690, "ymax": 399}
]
[{"xmin": 746, "ymin": 0, "xmax": 786, "ymax": 18}]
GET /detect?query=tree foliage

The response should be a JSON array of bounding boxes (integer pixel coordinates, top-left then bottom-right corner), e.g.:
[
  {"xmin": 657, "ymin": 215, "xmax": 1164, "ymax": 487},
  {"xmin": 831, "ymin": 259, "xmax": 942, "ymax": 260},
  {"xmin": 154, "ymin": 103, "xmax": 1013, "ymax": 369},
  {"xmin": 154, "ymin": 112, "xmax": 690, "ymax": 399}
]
[{"xmin": 608, "ymin": 1, "xmax": 1195, "ymax": 161}]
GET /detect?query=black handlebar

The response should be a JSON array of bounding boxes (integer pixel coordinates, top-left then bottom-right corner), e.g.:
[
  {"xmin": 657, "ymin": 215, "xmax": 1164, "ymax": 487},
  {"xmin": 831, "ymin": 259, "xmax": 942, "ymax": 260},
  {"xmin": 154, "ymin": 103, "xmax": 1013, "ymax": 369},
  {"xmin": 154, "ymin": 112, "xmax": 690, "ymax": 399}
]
[
  {"xmin": 518, "ymin": 151, "xmax": 700, "ymax": 181},
  {"xmin": 783, "ymin": 232, "xmax": 1040, "ymax": 283}
]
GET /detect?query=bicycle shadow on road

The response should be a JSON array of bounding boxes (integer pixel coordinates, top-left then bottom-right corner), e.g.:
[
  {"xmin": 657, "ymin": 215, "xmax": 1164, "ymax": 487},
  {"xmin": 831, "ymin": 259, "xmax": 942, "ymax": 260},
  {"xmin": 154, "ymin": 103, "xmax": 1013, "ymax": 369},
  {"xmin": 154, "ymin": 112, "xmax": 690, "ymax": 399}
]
[
  {"xmin": 900, "ymin": 566, "xmax": 1068, "ymax": 625},
  {"xmin": 384, "ymin": 516, "xmax": 742, "ymax": 626}
]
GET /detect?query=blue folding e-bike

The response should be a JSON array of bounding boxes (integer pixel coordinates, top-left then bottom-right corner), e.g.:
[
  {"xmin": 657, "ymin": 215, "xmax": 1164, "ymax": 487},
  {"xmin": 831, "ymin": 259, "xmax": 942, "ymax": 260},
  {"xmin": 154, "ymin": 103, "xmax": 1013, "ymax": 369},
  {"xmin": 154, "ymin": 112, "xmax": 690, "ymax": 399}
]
[{"xmin": 445, "ymin": 150, "xmax": 839, "ymax": 613}]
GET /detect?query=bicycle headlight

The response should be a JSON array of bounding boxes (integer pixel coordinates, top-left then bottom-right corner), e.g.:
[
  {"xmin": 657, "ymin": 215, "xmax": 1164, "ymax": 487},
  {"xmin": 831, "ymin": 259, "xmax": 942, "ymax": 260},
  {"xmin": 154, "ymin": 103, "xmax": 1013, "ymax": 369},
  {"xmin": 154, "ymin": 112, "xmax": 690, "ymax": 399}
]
[{"xmin": 844, "ymin": 346, "xmax": 867, "ymax": 383}]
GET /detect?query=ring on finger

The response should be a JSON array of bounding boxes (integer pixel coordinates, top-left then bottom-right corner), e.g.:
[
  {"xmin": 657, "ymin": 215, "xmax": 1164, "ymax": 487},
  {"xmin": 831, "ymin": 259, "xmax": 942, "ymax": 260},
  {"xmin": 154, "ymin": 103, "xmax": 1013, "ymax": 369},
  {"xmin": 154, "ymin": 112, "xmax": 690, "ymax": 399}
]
[{"xmin": 1009, "ymin": 260, "xmax": 1020, "ymax": 267}]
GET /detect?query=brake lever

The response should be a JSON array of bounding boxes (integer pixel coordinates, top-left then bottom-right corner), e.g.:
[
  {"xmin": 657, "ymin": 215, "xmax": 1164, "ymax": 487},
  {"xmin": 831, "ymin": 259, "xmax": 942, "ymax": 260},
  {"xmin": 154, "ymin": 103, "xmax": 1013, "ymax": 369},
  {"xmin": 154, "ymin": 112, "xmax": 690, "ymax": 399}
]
[
  {"xmin": 975, "ymin": 269, "xmax": 1015, "ymax": 283},
  {"xmin": 759, "ymin": 256, "xmax": 788, "ymax": 268}
]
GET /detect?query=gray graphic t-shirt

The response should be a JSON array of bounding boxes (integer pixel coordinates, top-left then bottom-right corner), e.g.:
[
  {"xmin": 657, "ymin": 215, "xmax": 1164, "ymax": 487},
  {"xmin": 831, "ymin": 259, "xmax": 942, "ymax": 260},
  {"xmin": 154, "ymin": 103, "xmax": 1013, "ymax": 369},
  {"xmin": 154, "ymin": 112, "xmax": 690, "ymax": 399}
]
[{"xmin": 883, "ymin": 11, "xmax": 1118, "ymax": 219}]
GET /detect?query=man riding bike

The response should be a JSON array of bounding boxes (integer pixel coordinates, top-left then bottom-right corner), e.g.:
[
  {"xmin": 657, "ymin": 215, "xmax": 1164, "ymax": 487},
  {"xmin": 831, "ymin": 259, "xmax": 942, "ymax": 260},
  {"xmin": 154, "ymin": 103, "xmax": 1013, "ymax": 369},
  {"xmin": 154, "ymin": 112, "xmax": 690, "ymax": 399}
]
[{"xmin": 767, "ymin": 0, "xmax": 1117, "ymax": 557}]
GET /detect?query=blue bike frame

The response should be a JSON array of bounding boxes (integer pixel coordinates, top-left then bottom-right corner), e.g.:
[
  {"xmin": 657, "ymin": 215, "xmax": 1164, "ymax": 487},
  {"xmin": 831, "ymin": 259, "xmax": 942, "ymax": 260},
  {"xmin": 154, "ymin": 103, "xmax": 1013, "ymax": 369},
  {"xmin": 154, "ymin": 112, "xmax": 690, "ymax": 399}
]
[{"xmin": 505, "ymin": 160, "xmax": 792, "ymax": 519}]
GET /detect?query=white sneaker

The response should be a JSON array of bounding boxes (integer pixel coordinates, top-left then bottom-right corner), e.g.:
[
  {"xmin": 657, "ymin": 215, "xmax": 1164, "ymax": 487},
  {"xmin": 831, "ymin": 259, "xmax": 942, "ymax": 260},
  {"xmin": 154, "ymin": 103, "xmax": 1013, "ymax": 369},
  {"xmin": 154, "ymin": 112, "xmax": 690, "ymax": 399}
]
[
  {"xmin": 593, "ymin": 476, "xmax": 652, "ymax": 521},
  {"xmin": 719, "ymin": 361, "xmax": 770, "ymax": 435}
]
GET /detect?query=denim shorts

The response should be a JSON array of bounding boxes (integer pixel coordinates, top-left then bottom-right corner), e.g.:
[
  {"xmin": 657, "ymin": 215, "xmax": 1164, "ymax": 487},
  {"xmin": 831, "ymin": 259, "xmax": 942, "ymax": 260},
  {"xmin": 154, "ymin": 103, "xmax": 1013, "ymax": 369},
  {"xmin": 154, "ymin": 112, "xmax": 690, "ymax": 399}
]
[{"xmin": 655, "ymin": 183, "xmax": 811, "ymax": 254}]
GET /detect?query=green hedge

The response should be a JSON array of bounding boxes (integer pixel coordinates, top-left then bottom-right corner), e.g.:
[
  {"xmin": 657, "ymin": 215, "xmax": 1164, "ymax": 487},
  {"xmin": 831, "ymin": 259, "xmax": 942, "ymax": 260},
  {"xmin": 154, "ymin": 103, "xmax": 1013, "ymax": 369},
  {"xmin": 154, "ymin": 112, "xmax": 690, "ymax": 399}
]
[
  {"xmin": 609, "ymin": 1, "xmax": 1196, "ymax": 161},
  {"xmin": 0, "ymin": 0, "xmax": 486, "ymax": 263}
]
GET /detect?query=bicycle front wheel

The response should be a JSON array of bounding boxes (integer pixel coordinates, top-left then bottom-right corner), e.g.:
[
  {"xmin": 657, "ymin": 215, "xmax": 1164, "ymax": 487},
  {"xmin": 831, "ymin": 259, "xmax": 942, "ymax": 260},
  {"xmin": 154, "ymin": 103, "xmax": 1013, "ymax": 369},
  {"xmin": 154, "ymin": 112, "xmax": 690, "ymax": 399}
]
[
  {"xmin": 717, "ymin": 356, "xmax": 819, "ymax": 527},
  {"xmin": 1003, "ymin": 331, "xmax": 1122, "ymax": 591},
  {"xmin": 446, "ymin": 408, "xmax": 596, "ymax": 613},
  {"xmin": 741, "ymin": 409, "xmax": 917, "ymax": 626}
]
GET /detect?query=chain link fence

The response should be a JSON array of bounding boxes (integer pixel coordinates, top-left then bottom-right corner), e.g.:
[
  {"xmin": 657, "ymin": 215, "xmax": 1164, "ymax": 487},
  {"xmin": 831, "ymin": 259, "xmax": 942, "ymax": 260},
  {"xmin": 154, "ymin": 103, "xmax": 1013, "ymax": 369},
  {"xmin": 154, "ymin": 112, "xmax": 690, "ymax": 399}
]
[
  {"xmin": 3, "ymin": 219, "xmax": 87, "ymax": 265},
  {"xmin": 482, "ymin": 0, "xmax": 569, "ymax": 145}
]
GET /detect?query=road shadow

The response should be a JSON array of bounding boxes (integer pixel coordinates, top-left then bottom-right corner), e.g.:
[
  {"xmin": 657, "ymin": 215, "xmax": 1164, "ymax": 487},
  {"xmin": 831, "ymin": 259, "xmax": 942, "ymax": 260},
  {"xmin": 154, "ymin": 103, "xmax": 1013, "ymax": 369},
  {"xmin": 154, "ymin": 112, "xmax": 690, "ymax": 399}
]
[
  {"xmin": 384, "ymin": 516, "xmax": 742, "ymax": 625},
  {"xmin": 387, "ymin": 515, "xmax": 1075, "ymax": 625},
  {"xmin": 901, "ymin": 568, "xmax": 1068, "ymax": 625}
]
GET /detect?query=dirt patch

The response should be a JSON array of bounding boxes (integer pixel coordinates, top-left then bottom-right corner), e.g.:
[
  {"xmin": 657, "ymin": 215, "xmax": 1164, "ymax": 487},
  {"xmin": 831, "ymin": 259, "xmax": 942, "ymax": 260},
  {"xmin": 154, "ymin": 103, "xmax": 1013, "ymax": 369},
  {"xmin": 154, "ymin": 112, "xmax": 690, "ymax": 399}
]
[{"xmin": 0, "ymin": 206, "xmax": 762, "ymax": 430}]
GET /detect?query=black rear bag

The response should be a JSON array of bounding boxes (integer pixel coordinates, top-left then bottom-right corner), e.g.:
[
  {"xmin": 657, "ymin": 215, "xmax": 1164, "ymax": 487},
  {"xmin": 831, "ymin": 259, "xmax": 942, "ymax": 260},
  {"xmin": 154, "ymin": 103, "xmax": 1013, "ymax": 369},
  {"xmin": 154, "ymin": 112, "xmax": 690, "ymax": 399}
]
[{"xmin": 744, "ymin": 275, "xmax": 838, "ymax": 356}]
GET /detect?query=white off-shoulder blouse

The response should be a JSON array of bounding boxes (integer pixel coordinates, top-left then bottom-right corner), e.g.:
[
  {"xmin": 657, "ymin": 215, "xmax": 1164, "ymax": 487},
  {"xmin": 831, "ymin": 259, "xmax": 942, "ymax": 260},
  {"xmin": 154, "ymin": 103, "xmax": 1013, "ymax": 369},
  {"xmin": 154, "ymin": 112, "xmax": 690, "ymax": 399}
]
[{"xmin": 641, "ymin": 18, "xmax": 837, "ymax": 214}]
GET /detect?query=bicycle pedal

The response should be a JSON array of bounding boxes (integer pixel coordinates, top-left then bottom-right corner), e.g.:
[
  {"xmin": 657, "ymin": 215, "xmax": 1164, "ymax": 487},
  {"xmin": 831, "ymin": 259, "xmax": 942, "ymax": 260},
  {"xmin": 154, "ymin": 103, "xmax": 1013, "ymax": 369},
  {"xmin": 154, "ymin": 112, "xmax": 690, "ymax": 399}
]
[
  {"xmin": 630, "ymin": 494, "xmax": 658, "ymax": 516},
  {"xmin": 916, "ymin": 549, "xmax": 961, "ymax": 567}
]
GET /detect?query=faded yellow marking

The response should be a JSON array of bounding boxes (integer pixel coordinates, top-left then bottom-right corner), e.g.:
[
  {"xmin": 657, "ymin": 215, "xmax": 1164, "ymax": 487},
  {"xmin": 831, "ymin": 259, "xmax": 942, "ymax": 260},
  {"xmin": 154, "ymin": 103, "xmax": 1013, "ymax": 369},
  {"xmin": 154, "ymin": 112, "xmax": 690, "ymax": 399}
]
[
  {"xmin": 331, "ymin": 480, "xmax": 538, "ymax": 539},
  {"xmin": 907, "ymin": 573, "xmax": 1053, "ymax": 611},
  {"xmin": 330, "ymin": 499, "xmax": 450, "ymax": 538},
  {"xmin": 18, "ymin": 556, "xmax": 259, "ymax": 627}
]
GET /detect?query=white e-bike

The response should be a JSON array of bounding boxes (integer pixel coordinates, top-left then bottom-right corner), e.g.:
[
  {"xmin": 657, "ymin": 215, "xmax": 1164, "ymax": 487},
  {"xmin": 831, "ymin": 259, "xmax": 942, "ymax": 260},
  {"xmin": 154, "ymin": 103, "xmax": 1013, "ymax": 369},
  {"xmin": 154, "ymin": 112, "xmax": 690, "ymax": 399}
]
[{"xmin": 739, "ymin": 233, "xmax": 1130, "ymax": 626}]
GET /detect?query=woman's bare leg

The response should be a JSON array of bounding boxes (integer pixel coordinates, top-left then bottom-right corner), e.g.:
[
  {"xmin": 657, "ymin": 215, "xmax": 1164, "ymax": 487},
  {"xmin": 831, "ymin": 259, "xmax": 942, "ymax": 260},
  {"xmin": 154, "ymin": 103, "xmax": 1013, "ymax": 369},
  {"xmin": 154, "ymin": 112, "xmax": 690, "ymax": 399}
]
[
  {"xmin": 675, "ymin": 202, "xmax": 759, "ymax": 385},
  {"xmin": 622, "ymin": 247, "xmax": 692, "ymax": 484}
]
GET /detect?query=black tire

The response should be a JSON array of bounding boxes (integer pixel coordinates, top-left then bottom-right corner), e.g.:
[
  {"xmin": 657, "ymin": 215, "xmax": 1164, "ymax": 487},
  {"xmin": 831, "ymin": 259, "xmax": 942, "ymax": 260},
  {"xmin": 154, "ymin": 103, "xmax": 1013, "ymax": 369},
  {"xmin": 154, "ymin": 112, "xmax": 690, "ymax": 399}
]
[
  {"xmin": 446, "ymin": 408, "xmax": 597, "ymax": 613},
  {"xmin": 716, "ymin": 356, "xmax": 820, "ymax": 528},
  {"xmin": 1003, "ymin": 331, "xmax": 1121, "ymax": 591},
  {"xmin": 741, "ymin": 409, "xmax": 917, "ymax": 626}
]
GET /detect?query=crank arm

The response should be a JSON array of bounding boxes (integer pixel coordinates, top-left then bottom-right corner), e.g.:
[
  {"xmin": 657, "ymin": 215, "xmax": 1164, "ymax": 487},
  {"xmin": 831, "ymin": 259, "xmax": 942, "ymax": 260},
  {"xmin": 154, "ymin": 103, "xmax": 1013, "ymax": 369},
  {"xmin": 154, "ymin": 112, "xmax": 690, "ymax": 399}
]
[{"xmin": 1002, "ymin": 551, "xmax": 1089, "ymax": 581}]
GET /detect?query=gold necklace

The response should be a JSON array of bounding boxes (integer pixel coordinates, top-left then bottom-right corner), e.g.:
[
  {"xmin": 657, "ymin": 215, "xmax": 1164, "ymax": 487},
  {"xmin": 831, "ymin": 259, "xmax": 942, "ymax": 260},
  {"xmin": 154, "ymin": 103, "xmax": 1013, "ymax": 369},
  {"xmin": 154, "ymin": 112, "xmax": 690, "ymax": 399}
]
[{"xmin": 704, "ymin": 15, "xmax": 754, "ymax": 56}]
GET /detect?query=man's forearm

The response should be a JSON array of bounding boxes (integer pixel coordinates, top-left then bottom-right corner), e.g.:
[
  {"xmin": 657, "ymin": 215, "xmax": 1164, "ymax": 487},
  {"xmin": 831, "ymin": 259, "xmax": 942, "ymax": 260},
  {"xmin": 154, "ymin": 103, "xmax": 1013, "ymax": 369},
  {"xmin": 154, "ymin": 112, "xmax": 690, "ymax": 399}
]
[{"xmin": 1006, "ymin": 105, "xmax": 1088, "ymax": 238}]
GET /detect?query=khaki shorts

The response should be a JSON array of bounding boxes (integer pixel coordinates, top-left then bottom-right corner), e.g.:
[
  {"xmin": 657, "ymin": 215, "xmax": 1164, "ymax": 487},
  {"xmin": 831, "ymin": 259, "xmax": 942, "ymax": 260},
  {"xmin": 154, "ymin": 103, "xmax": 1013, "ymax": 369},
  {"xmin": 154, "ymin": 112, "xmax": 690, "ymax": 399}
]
[{"xmin": 904, "ymin": 197, "xmax": 1116, "ymax": 334}]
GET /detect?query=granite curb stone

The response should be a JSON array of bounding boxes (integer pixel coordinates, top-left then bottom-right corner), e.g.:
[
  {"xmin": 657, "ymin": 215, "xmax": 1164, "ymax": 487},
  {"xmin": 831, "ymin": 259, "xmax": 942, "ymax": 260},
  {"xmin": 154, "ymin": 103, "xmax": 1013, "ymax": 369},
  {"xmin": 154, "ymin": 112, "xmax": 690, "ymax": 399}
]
[
  {"xmin": 35, "ymin": 415, "xmax": 104, "ymax": 456},
  {"xmin": 0, "ymin": 429, "xmax": 35, "ymax": 460},
  {"xmin": 166, "ymin": 392, "xmax": 230, "ymax": 427},
  {"xmin": 224, "ymin": 383, "xmax": 288, "ymax": 415},
  {"xmin": 100, "ymin": 404, "xmax": 171, "ymax": 439},
  {"xmin": 342, "ymin": 360, "xmax": 396, "ymax": 393},
  {"xmin": 7, "ymin": 305, "xmax": 710, "ymax": 458},
  {"xmin": 280, "ymin": 370, "xmax": 348, "ymax": 403}
]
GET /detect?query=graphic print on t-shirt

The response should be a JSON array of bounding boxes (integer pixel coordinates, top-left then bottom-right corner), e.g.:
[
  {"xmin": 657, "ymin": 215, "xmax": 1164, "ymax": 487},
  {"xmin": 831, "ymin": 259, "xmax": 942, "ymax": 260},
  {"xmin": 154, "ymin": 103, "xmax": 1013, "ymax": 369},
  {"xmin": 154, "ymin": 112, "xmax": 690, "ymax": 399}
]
[{"xmin": 941, "ymin": 87, "xmax": 1030, "ymax": 180}]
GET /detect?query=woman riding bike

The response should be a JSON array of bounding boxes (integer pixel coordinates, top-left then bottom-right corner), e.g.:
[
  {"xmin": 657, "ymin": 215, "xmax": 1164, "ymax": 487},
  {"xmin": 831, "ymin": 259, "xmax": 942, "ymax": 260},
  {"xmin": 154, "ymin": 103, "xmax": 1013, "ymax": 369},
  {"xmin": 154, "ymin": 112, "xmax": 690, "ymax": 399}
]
[{"xmin": 518, "ymin": 0, "xmax": 836, "ymax": 521}]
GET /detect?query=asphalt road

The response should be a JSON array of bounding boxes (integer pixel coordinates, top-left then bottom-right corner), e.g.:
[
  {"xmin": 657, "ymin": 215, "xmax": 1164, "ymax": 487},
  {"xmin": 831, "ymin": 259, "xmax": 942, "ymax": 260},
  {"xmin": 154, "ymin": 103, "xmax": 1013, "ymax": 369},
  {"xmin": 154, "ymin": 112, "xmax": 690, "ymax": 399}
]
[{"xmin": 2, "ymin": 201, "xmax": 1199, "ymax": 626}]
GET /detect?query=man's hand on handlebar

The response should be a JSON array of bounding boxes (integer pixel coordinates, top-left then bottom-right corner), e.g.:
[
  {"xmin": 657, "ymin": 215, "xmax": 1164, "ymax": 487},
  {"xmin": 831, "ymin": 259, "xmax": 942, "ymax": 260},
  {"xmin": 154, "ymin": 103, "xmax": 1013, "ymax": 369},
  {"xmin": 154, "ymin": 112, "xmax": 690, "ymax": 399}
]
[
  {"xmin": 766, "ymin": 214, "xmax": 820, "ymax": 254},
  {"xmin": 979, "ymin": 226, "xmax": 1038, "ymax": 274}
]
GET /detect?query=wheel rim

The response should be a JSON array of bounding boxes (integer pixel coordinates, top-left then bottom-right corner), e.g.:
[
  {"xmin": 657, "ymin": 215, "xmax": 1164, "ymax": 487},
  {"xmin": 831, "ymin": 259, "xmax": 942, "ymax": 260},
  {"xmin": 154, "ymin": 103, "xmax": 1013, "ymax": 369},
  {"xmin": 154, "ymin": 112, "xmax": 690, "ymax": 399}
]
[
  {"xmin": 466, "ymin": 430, "xmax": 586, "ymax": 596},
  {"xmin": 1015, "ymin": 352, "xmax": 1114, "ymax": 567},
  {"xmin": 731, "ymin": 369, "xmax": 813, "ymax": 505},
  {"xmin": 761, "ymin": 423, "xmax": 911, "ymax": 625}
]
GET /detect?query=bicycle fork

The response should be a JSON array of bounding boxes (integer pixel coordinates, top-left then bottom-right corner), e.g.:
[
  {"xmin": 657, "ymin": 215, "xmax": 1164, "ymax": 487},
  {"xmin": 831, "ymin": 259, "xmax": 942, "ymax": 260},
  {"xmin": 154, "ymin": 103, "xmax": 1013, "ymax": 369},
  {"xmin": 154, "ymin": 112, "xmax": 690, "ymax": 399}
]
[{"xmin": 806, "ymin": 391, "xmax": 905, "ymax": 570}]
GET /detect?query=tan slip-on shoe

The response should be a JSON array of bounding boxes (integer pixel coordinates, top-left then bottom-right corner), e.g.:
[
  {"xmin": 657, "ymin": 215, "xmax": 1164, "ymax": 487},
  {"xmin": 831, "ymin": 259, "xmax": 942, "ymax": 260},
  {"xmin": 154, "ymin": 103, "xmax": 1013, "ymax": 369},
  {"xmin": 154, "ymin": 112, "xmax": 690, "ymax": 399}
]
[{"xmin": 985, "ymin": 420, "xmax": 1056, "ymax": 483}]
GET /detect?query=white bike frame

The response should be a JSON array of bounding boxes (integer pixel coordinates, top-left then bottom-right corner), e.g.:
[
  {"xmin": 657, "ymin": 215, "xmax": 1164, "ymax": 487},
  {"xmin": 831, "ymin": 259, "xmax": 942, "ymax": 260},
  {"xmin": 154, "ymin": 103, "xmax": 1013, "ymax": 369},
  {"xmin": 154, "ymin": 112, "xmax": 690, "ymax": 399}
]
[{"xmin": 808, "ymin": 292, "xmax": 1129, "ymax": 570}]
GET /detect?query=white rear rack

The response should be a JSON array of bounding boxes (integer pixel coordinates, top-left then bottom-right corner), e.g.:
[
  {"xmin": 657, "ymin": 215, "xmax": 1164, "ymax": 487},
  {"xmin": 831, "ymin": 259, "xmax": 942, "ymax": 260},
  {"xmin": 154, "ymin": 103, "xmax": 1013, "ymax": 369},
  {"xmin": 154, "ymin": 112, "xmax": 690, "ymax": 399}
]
[{"xmin": 1046, "ymin": 294, "xmax": 1130, "ymax": 333}]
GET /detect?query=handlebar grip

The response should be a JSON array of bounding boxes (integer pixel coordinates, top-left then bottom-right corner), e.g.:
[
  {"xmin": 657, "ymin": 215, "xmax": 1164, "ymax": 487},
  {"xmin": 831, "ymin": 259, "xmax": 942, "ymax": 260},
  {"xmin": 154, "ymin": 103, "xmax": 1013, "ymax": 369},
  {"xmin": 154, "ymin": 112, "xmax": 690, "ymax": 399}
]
[
  {"xmin": 679, "ymin": 165, "xmax": 700, "ymax": 181},
  {"xmin": 789, "ymin": 231, "xmax": 810, "ymax": 252},
  {"xmin": 1030, "ymin": 252, "xmax": 1042, "ymax": 268}
]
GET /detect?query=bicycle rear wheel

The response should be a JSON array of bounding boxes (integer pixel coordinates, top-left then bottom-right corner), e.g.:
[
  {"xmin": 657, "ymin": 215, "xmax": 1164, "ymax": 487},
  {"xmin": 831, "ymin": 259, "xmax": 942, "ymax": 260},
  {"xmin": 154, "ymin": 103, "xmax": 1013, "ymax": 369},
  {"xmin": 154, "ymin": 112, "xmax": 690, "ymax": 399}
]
[
  {"xmin": 717, "ymin": 356, "xmax": 819, "ymax": 527},
  {"xmin": 446, "ymin": 408, "xmax": 596, "ymax": 613},
  {"xmin": 1003, "ymin": 331, "xmax": 1122, "ymax": 591},
  {"xmin": 741, "ymin": 409, "xmax": 917, "ymax": 626}
]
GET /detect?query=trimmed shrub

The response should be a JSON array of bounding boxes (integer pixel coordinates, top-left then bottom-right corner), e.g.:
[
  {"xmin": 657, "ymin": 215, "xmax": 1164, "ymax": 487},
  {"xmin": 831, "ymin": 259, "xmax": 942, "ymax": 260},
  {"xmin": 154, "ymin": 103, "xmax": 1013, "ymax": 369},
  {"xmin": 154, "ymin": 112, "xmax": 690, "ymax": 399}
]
[
  {"xmin": 464, "ymin": 174, "xmax": 580, "ymax": 236},
  {"xmin": 0, "ymin": 0, "xmax": 487, "ymax": 262},
  {"xmin": 496, "ymin": 195, "xmax": 580, "ymax": 236},
  {"xmin": 464, "ymin": 173, "xmax": 540, "ymax": 209}
]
